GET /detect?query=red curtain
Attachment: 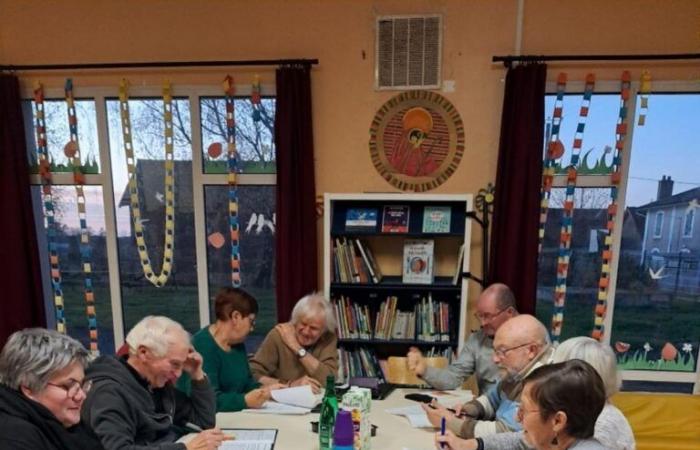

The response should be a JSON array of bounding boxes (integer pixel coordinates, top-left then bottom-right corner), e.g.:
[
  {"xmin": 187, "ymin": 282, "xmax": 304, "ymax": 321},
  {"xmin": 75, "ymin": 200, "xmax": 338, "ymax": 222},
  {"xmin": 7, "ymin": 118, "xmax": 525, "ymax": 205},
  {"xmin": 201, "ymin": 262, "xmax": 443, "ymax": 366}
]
[
  {"xmin": 274, "ymin": 65, "xmax": 318, "ymax": 322},
  {"xmin": 0, "ymin": 74, "xmax": 46, "ymax": 345},
  {"xmin": 488, "ymin": 63, "xmax": 547, "ymax": 315}
]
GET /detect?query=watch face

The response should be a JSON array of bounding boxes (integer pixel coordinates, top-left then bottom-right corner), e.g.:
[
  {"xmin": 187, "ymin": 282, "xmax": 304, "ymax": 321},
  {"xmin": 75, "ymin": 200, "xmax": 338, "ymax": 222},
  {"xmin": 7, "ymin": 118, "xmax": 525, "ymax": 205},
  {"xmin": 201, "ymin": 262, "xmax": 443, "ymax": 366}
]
[{"xmin": 297, "ymin": 348, "xmax": 307, "ymax": 357}]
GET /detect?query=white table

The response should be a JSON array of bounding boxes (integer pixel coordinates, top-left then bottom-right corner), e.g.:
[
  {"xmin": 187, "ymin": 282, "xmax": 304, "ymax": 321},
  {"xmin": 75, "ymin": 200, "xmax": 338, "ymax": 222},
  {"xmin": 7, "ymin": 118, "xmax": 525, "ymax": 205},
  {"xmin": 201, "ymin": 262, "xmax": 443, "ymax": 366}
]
[{"xmin": 215, "ymin": 389, "xmax": 464, "ymax": 450}]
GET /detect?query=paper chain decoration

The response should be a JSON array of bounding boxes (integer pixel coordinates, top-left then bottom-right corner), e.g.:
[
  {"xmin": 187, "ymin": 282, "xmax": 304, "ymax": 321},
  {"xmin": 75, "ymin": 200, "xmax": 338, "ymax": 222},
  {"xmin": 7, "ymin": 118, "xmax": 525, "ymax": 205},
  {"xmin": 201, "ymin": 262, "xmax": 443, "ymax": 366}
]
[
  {"xmin": 119, "ymin": 80, "xmax": 175, "ymax": 287},
  {"xmin": 638, "ymin": 71, "xmax": 652, "ymax": 126},
  {"xmin": 591, "ymin": 71, "xmax": 632, "ymax": 342},
  {"xmin": 33, "ymin": 83, "xmax": 67, "ymax": 334},
  {"xmin": 251, "ymin": 74, "xmax": 262, "ymax": 121},
  {"xmin": 550, "ymin": 74, "xmax": 596, "ymax": 343},
  {"xmin": 223, "ymin": 76, "xmax": 241, "ymax": 287},
  {"xmin": 538, "ymin": 73, "xmax": 568, "ymax": 254},
  {"xmin": 64, "ymin": 79, "xmax": 99, "ymax": 353}
]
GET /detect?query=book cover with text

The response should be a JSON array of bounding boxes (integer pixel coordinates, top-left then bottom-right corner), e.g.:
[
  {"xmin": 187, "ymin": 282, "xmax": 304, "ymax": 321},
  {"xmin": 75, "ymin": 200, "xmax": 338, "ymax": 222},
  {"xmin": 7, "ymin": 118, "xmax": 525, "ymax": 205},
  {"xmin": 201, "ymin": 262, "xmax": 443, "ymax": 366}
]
[{"xmin": 381, "ymin": 205, "xmax": 410, "ymax": 233}]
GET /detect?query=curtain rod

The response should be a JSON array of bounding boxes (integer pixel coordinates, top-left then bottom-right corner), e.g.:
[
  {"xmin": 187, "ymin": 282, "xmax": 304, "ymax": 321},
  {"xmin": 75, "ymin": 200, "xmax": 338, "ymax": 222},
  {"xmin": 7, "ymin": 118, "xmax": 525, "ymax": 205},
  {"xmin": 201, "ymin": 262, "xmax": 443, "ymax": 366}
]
[
  {"xmin": 0, "ymin": 58, "xmax": 319, "ymax": 72},
  {"xmin": 492, "ymin": 53, "xmax": 700, "ymax": 68}
]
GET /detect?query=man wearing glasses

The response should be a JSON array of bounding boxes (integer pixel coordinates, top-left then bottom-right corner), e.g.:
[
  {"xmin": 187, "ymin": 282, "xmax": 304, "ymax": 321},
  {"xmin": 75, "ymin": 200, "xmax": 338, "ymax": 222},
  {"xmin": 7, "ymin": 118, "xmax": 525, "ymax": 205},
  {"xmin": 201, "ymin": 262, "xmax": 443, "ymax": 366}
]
[
  {"xmin": 423, "ymin": 314, "xmax": 552, "ymax": 439},
  {"xmin": 407, "ymin": 283, "xmax": 518, "ymax": 395},
  {"xmin": 82, "ymin": 316, "xmax": 227, "ymax": 450}
]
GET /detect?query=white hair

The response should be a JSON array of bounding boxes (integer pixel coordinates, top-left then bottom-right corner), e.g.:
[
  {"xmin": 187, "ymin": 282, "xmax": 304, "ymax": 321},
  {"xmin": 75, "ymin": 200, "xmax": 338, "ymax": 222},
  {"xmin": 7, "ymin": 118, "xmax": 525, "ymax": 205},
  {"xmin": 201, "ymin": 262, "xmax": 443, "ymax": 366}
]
[
  {"xmin": 0, "ymin": 328, "xmax": 88, "ymax": 392},
  {"xmin": 290, "ymin": 293, "xmax": 336, "ymax": 332},
  {"xmin": 552, "ymin": 336, "xmax": 620, "ymax": 398},
  {"xmin": 125, "ymin": 316, "xmax": 190, "ymax": 357}
]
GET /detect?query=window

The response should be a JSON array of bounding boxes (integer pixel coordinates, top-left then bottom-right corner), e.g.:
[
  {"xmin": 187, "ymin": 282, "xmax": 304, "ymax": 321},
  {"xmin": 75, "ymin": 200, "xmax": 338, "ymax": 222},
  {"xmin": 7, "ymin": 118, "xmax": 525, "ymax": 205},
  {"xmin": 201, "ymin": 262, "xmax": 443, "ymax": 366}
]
[
  {"xmin": 683, "ymin": 209, "xmax": 694, "ymax": 238},
  {"xmin": 653, "ymin": 211, "xmax": 664, "ymax": 238},
  {"xmin": 26, "ymin": 83, "xmax": 277, "ymax": 351},
  {"xmin": 538, "ymin": 87, "xmax": 700, "ymax": 393}
]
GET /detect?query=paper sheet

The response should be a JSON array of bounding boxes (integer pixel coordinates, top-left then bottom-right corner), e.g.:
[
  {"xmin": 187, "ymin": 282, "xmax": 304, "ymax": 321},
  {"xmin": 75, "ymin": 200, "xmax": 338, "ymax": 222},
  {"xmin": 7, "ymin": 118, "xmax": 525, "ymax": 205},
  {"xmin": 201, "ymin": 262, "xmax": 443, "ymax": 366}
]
[
  {"xmin": 270, "ymin": 385, "xmax": 321, "ymax": 409},
  {"xmin": 220, "ymin": 429, "xmax": 277, "ymax": 450},
  {"xmin": 242, "ymin": 401, "xmax": 310, "ymax": 415},
  {"xmin": 386, "ymin": 404, "xmax": 433, "ymax": 428}
]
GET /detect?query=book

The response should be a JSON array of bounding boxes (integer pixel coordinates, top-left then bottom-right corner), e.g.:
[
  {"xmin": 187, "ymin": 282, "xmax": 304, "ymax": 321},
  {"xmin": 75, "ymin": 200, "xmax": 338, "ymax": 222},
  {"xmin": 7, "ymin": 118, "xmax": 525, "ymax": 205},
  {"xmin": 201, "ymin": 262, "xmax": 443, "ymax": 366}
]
[
  {"xmin": 402, "ymin": 239, "xmax": 434, "ymax": 284},
  {"xmin": 345, "ymin": 207, "xmax": 378, "ymax": 232},
  {"xmin": 452, "ymin": 243, "xmax": 465, "ymax": 285},
  {"xmin": 422, "ymin": 206, "xmax": 452, "ymax": 233},
  {"xmin": 381, "ymin": 205, "xmax": 410, "ymax": 233}
]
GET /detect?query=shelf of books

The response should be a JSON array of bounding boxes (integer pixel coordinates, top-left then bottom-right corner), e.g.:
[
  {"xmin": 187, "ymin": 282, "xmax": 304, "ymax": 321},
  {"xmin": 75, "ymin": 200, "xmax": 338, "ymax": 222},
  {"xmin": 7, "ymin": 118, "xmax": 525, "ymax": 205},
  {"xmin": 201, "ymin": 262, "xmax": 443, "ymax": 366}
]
[{"xmin": 323, "ymin": 193, "xmax": 472, "ymax": 383}]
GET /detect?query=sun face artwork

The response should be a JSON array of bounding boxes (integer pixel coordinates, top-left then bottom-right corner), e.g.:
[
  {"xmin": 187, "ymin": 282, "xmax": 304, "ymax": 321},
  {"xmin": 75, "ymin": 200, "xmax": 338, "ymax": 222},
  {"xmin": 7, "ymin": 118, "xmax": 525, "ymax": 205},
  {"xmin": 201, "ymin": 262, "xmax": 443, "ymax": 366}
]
[{"xmin": 369, "ymin": 90, "xmax": 465, "ymax": 192}]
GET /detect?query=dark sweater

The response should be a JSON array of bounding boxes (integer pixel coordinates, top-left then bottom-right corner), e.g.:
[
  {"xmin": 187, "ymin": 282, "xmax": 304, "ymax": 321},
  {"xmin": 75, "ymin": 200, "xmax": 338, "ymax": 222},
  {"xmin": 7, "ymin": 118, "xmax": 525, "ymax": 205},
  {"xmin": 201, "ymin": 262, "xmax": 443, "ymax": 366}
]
[
  {"xmin": 177, "ymin": 326, "xmax": 260, "ymax": 412},
  {"xmin": 82, "ymin": 355, "xmax": 216, "ymax": 450},
  {"xmin": 0, "ymin": 384, "xmax": 104, "ymax": 450}
]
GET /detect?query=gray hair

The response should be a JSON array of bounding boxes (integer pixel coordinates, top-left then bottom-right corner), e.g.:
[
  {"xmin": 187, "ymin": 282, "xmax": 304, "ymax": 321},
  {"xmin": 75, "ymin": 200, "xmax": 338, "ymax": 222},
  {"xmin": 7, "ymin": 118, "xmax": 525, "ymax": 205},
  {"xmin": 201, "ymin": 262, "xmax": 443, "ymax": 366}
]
[
  {"xmin": 0, "ymin": 328, "xmax": 89, "ymax": 392},
  {"xmin": 125, "ymin": 316, "xmax": 190, "ymax": 358},
  {"xmin": 291, "ymin": 293, "xmax": 336, "ymax": 332},
  {"xmin": 552, "ymin": 336, "xmax": 620, "ymax": 398}
]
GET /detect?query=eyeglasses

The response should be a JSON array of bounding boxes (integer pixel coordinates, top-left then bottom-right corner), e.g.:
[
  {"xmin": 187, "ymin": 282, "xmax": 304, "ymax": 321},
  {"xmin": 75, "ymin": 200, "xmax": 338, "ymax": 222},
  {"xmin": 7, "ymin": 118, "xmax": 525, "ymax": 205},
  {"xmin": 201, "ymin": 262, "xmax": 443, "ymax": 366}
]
[
  {"xmin": 46, "ymin": 379, "xmax": 92, "ymax": 398},
  {"xmin": 493, "ymin": 342, "xmax": 534, "ymax": 358},
  {"xmin": 474, "ymin": 307, "xmax": 509, "ymax": 322},
  {"xmin": 247, "ymin": 316, "xmax": 256, "ymax": 327},
  {"xmin": 516, "ymin": 405, "xmax": 540, "ymax": 422}
]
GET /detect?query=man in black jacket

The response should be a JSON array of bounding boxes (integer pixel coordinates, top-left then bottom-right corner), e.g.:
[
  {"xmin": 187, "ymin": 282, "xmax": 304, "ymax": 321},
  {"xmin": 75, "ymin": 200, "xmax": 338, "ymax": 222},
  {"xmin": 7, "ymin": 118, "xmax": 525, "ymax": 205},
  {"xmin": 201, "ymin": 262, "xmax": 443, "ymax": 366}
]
[{"xmin": 82, "ymin": 316, "xmax": 226, "ymax": 450}]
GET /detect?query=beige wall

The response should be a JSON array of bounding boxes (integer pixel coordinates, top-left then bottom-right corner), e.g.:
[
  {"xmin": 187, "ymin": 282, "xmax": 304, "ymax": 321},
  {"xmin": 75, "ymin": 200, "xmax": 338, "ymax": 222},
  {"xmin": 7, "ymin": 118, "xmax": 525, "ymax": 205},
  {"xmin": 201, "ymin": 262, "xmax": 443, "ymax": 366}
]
[{"xmin": 2, "ymin": 0, "xmax": 698, "ymax": 321}]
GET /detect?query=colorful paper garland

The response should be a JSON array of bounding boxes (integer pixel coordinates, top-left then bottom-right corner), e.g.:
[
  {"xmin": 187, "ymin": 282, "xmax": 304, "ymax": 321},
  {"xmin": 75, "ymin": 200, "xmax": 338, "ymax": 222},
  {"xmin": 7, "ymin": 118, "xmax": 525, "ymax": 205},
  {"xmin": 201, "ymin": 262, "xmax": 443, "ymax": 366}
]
[
  {"xmin": 223, "ymin": 76, "xmax": 241, "ymax": 287},
  {"xmin": 638, "ymin": 71, "xmax": 652, "ymax": 126},
  {"xmin": 591, "ymin": 71, "xmax": 632, "ymax": 341},
  {"xmin": 64, "ymin": 79, "xmax": 99, "ymax": 353},
  {"xmin": 119, "ymin": 79, "xmax": 176, "ymax": 288},
  {"xmin": 550, "ymin": 74, "xmax": 596, "ymax": 343}
]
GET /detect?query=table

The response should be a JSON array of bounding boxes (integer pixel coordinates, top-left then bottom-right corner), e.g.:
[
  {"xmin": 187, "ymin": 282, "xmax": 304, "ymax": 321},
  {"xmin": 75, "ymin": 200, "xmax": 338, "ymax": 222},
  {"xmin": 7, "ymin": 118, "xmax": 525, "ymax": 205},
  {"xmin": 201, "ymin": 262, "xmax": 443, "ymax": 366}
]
[{"xmin": 215, "ymin": 389, "xmax": 466, "ymax": 450}]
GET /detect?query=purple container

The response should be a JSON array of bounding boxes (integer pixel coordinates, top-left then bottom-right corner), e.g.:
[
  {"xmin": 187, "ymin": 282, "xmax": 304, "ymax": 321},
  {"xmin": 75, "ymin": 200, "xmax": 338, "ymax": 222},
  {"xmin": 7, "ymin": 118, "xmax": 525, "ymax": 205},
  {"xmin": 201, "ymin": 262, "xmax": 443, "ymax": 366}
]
[{"xmin": 333, "ymin": 409, "xmax": 354, "ymax": 450}]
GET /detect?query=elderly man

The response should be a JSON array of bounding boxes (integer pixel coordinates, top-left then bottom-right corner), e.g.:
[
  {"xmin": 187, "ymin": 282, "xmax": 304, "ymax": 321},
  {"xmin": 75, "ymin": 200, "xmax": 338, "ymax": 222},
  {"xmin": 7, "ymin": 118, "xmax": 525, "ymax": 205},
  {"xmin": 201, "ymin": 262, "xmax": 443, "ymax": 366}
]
[
  {"xmin": 423, "ymin": 314, "xmax": 552, "ymax": 439},
  {"xmin": 82, "ymin": 316, "xmax": 224, "ymax": 450},
  {"xmin": 250, "ymin": 293, "xmax": 338, "ymax": 393},
  {"xmin": 407, "ymin": 283, "xmax": 517, "ymax": 394}
]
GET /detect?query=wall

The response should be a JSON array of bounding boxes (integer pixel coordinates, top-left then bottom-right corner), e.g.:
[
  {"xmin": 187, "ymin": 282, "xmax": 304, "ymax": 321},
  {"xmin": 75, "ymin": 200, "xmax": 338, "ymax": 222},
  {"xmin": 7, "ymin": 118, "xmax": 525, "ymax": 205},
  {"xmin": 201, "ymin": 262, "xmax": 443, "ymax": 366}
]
[{"xmin": 1, "ymin": 0, "xmax": 698, "ymax": 327}]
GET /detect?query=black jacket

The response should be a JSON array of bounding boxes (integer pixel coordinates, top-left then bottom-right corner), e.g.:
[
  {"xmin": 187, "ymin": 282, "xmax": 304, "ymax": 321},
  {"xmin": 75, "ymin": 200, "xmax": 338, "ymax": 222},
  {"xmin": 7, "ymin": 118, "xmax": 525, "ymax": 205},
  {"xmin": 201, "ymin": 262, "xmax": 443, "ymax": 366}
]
[
  {"xmin": 82, "ymin": 355, "xmax": 216, "ymax": 450},
  {"xmin": 0, "ymin": 384, "xmax": 104, "ymax": 450}
]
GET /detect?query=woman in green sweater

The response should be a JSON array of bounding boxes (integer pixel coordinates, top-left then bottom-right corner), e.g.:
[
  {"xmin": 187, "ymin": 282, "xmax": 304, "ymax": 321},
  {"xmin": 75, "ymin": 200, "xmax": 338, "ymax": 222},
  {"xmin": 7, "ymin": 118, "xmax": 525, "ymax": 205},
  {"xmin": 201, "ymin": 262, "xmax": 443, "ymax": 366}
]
[{"xmin": 179, "ymin": 287, "xmax": 272, "ymax": 411}]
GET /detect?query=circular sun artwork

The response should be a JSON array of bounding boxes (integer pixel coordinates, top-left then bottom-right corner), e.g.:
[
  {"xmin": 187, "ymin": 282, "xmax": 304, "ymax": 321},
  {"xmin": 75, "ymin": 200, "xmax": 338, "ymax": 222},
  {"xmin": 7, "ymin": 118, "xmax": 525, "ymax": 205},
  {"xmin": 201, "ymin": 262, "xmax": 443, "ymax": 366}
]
[{"xmin": 369, "ymin": 90, "xmax": 465, "ymax": 192}]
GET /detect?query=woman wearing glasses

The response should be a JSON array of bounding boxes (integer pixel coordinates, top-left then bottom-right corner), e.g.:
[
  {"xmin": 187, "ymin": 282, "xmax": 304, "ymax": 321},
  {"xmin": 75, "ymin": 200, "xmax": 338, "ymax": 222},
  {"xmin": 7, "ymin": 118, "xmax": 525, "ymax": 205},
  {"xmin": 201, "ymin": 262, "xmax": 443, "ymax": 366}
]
[
  {"xmin": 0, "ymin": 328, "xmax": 104, "ymax": 450},
  {"xmin": 178, "ymin": 287, "xmax": 275, "ymax": 411}
]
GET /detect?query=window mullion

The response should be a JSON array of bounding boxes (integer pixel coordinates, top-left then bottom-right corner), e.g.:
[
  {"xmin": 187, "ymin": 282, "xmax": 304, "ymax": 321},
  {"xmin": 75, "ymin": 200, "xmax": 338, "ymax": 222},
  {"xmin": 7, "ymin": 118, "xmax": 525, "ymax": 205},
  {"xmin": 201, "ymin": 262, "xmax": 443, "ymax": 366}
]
[
  {"xmin": 189, "ymin": 94, "xmax": 211, "ymax": 327},
  {"xmin": 95, "ymin": 94, "xmax": 126, "ymax": 347}
]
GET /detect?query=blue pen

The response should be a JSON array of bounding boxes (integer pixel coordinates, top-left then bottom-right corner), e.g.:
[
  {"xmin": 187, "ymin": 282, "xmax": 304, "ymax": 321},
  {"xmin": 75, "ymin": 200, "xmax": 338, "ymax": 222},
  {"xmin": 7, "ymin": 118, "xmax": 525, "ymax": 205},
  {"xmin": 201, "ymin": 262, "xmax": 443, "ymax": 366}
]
[{"xmin": 440, "ymin": 417, "xmax": 446, "ymax": 449}]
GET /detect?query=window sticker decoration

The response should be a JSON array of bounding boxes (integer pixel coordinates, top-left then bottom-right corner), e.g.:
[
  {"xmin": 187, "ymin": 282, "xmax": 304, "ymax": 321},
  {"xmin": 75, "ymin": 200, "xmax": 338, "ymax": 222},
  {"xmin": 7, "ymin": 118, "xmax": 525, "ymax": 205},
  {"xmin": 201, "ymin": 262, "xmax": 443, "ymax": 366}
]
[
  {"xmin": 64, "ymin": 79, "xmax": 99, "ymax": 354},
  {"xmin": 591, "ymin": 71, "xmax": 632, "ymax": 342},
  {"xmin": 369, "ymin": 90, "xmax": 464, "ymax": 192},
  {"xmin": 223, "ymin": 75, "xmax": 241, "ymax": 287},
  {"xmin": 33, "ymin": 82, "xmax": 67, "ymax": 334},
  {"xmin": 538, "ymin": 73, "xmax": 568, "ymax": 253},
  {"xmin": 119, "ymin": 79, "xmax": 175, "ymax": 288},
  {"xmin": 550, "ymin": 74, "xmax": 595, "ymax": 343}
]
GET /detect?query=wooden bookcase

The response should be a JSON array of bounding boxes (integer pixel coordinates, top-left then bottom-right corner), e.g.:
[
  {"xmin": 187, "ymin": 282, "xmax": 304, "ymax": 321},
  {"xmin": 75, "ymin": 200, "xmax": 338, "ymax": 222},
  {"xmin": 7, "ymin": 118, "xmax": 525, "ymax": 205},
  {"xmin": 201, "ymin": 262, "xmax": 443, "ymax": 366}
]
[{"xmin": 323, "ymin": 193, "xmax": 473, "ymax": 382}]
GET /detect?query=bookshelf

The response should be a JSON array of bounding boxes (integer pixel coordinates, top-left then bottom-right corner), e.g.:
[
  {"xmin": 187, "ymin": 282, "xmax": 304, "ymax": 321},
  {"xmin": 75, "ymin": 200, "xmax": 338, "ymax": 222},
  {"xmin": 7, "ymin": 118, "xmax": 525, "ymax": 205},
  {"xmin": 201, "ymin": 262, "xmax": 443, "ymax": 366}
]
[{"xmin": 323, "ymin": 193, "xmax": 473, "ymax": 383}]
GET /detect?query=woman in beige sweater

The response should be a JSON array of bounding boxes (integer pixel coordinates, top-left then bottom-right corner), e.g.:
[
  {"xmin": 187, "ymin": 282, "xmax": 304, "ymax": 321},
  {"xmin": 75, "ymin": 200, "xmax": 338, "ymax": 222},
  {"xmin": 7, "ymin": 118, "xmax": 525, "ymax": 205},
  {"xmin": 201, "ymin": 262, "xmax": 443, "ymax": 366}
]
[{"xmin": 250, "ymin": 293, "xmax": 338, "ymax": 394}]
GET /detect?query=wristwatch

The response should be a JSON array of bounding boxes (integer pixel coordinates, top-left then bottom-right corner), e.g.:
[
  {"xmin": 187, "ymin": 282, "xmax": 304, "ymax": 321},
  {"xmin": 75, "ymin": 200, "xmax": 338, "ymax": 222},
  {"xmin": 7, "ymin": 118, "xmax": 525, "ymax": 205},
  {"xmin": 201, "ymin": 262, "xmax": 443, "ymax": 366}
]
[{"xmin": 297, "ymin": 348, "xmax": 307, "ymax": 358}]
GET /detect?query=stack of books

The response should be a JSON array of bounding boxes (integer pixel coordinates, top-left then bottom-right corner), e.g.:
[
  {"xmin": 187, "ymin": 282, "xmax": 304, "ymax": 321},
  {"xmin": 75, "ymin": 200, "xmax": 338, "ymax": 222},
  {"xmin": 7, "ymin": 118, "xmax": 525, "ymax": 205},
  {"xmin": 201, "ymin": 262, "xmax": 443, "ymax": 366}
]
[{"xmin": 332, "ymin": 238, "xmax": 382, "ymax": 284}]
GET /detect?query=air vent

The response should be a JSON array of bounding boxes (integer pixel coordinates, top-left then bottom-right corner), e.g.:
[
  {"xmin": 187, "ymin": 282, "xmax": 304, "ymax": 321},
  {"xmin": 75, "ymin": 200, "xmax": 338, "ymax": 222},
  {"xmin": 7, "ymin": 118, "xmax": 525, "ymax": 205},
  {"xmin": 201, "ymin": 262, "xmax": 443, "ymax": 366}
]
[{"xmin": 375, "ymin": 15, "xmax": 442, "ymax": 90}]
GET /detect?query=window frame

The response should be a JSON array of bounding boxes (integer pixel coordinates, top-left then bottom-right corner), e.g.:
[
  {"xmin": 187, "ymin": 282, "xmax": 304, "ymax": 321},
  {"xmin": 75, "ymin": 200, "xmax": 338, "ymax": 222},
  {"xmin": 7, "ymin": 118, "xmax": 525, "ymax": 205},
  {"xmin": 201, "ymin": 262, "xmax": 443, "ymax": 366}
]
[
  {"xmin": 653, "ymin": 211, "xmax": 665, "ymax": 238},
  {"xmin": 24, "ymin": 84, "xmax": 277, "ymax": 346},
  {"xmin": 543, "ymin": 80, "xmax": 700, "ymax": 393},
  {"xmin": 683, "ymin": 208, "xmax": 694, "ymax": 238}
]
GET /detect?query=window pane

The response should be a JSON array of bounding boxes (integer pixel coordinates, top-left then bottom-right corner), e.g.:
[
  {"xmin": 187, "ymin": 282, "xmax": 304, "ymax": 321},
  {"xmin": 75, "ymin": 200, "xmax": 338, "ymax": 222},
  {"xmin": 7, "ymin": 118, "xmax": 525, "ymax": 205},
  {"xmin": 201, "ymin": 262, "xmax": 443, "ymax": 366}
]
[
  {"xmin": 32, "ymin": 186, "xmax": 114, "ymax": 353},
  {"xmin": 536, "ymin": 188, "xmax": 610, "ymax": 340},
  {"xmin": 612, "ymin": 93, "xmax": 700, "ymax": 372},
  {"xmin": 544, "ymin": 94, "xmax": 620, "ymax": 175},
  {"xmin": 24, "ymin": 99, "xmax": 101, "ymax": 174},
  {"xmin": 107, "ymin": 98, "xmax": 199, "ymax": 333},
  {"xmin": 200, "ymin": 97, "xmax": 276, "ymax": 174},
  {"xmin": 204, "ymin": 185, "xmax": 276, "ymax": 348}
]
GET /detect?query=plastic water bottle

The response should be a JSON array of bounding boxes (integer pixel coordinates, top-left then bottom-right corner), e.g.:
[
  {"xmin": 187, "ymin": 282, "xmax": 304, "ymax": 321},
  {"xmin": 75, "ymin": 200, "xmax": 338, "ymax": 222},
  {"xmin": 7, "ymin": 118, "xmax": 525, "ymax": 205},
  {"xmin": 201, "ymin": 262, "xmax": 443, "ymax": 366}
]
[
  {"xmin": 319, "ymin": 375, "xmax": 338, "ymax": 450},
  {"xmin": 333, "ymin": 409, "xmax": 354, "ymax": 450}
]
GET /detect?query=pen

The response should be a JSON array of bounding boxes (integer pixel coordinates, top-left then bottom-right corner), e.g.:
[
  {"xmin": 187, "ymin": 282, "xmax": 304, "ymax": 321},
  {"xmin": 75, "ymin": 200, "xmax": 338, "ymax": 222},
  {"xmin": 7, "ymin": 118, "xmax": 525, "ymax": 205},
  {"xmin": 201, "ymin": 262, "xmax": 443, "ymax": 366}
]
[
  {"xmin": 440, "ymin": 417, "xmax": 446, "ymax": 449},
  {"xmin": 184, "ymin": 422, "xmax": 203, "ymax": 433}
]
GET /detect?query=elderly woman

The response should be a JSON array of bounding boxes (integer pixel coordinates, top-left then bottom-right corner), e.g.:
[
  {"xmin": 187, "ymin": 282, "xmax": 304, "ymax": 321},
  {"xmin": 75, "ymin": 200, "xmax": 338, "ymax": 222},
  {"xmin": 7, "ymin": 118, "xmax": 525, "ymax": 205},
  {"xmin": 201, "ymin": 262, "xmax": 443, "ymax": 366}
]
[
  {"xmin": 437, "ymin": 338, "xmax": 632, "ymax": 450},
  {"xmin": 178, "ymin": 287, "xmax": 274, "ymax": 411},
  {"xmin": 250, "ymin": 293, "xmax": 338, "ymax": 393},
  {"xmin": 0, "ymin": 328, "xmax": 104, "ymax": 450}
]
